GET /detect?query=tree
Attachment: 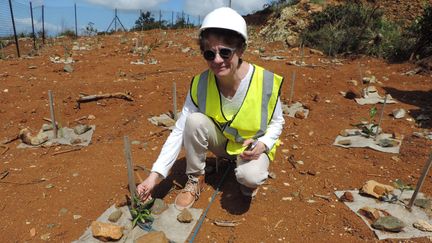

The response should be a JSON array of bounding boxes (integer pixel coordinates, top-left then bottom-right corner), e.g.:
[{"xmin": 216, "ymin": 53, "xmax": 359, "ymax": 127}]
[{"xmin": 133, "ymin": 11, "xmax": 165, "ymax": 31}]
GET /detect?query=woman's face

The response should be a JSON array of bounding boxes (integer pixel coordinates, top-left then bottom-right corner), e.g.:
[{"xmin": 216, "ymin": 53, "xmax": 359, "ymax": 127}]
[{"xmin": 203, "ymin": 34, "xmax": 243, "ymax": 79}]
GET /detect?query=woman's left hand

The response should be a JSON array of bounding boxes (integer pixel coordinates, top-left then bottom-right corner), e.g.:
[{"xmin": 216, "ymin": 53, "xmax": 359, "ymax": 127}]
[{"xmin": 239, "ymin": 139, "xmax": 266, "ymax": 161}]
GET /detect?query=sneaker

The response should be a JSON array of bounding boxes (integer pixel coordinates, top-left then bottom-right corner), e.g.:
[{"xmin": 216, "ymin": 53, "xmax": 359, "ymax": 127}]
[
  {"xmin": 174, "ymin": 174, "xmax": 204, "ymax": 210},
  {"xmin": 239, "ymin": 184, "xmax": 259, "ymax": 198}
]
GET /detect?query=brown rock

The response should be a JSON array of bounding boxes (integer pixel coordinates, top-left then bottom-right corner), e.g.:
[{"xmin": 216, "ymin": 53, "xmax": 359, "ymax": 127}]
[
  {"xmin": 177, "ymin": 209, "xmax": 193, "ymax": 223},
  {"xmin": 358, "ymin": 207, "xmax": 381, "ymax": 222},
  {"xmin": 337, "ymin": 139, "xmax": 351, "ymax": 146},
  {"xmin": 295, "ymin": 110, "xmax": 306, "ymax": 119},
  {"xmin": 360, "ymin": 180, "xmax": 395, "ymax": 198},
  {"xmin": 340, "ymin": 191, "xmax": 354, "ymax": 202},
  {"xmin": 345, "ymin": 88, "xmax": 361, "ymax": 99},
  {"xmin": 312, "ymin": 93, "xmax": 320, "ymax": 102},
  {"xmin": 91, "ymin": 221, "xmax": 123, "ymax": 241},
  {"xmin": 108, "ymin": 210, "xmax": 123, "ymax": 223},
  {"xmin": 136, "ymin": 231, "xmax": 169, "ymax": 243}
]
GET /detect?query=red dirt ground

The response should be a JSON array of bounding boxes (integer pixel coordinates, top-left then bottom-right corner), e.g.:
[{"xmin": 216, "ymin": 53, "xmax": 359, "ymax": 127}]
[{"xmin": 1, "ymin": 28, "xmax": 432, "ymax": 242}]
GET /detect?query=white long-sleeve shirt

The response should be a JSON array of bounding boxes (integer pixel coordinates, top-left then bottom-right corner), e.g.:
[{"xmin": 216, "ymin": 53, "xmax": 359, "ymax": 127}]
[{"xmin": 151, "ymin": 64, "xmax": 285, "ymax": 178}]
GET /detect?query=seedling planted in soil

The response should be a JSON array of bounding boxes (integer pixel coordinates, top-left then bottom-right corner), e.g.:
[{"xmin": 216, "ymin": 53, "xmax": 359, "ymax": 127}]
[{"xmin": 130, "ymin": 196, "xmax": 154, "ymax": 228}]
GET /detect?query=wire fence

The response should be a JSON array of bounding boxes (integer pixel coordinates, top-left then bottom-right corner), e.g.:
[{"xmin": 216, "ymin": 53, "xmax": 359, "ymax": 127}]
[{"xmin": 0, "ymin": 0, "xmax": 202, "ymax": 58}]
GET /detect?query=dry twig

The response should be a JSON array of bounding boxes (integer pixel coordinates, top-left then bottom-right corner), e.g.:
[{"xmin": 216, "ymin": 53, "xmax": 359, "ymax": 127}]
[
  {"xmin": 76, "ymin": 92, "xmax": 134, "ymax": 108},
  {"xmin": 213, "ymin": 219, "xmax": 240, "ymax": 227},
  {"xmin": 52, "ymin": 147, "xmax": 81, "ymax": 156}
]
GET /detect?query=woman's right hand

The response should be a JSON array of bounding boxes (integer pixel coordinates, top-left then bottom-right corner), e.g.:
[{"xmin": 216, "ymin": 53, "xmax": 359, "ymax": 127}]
[{"xmin": 136, "ymin": 172, "xmax": 160, "ymax": 202}]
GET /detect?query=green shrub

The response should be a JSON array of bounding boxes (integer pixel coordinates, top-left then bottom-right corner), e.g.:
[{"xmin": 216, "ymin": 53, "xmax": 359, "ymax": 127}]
[
  {"xmin": 302, "ymin": 3, "xmax": 383, "ymax": 56},
  {"xmin": 58, "ymin": 29, "xmax": 76, "ymax": 38}
]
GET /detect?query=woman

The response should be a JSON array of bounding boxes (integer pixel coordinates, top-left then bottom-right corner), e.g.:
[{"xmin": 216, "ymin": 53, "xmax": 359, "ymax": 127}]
[{"xmin": 137, "ymin": 7, "xmax": 284, "ymax": 210}]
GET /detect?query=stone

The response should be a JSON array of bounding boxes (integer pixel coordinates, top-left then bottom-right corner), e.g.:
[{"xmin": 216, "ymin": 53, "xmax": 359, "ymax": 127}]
[
  {"xmin": 150, "ymin": 198, "xmax": 168, "ymax": 215},
  {"xmin": 340, "ymin": 191, "xmax": 354, "ymax": 202},
  {"xmin": 309, "ymin": 48, "xmax": 324, "ymax": 55},
  {"xmin": 358, "ymin": 207, "xmax": 380, "ymax": 222},
  {"xmin": 63, "ymin": 64, "xmax": 74, "ymax": 73},
  {"xmin": 295, "ymin": 110, "xmax": 305, "ymax": 119},
  {"xmin": 91, "ymin": 221, "xmax": 123, "ymax": 241},
  {"xmin": 177, "ymin": 209, "xmax": 193, "ymax": 223},
  {"xmin": 345, "ymin": 87, "xmax": 361, "ymax": 99},
  {"xmin": 337, "ymin": 139, "xmax": 351, "ymax": 146},
  {"xmin": 413, "ymin": 220, "xmax": 432, "ymax": 232},
  {"xmin": 136, "ymin": 231, "xmax": 169, "ymax": 243},
  {"xmin": 372, "ymin": 216, "xmax": 405, "ymax": 232},
  {"xmin": 30, "ymin": 228, "xmax": 36, "ymax": 237},
  {"xmin": 108, "ymin": 210, "xmax": 123, "ymax": 222},
  {"xmin": 73, "ymin": 124, "xmax": 91, "ymax": 135},
  {"xmin": 392, "ymin": 108, "xmax": 406, "ymax": 119},
  {"xmin": 40, "ymin": 233, "xmax": 51, "ymax": 241},
  {"xmin": 414, "ymin": 198, "xmax": 432, "ymax": 209},
  {"xmin": 360, "ymin": 180, "xmax": 394, "ymax": 199},
  {"xmin": 268, "ymin": 171, "xmax": 277, "ymax": 179},
  {"xmin": 73, "ymin": 214, "xmax": 82, "ymax": 220},
  {"xmin": 377, "ymin": 139, "xmax": 399, "ymax": 148},
  {"xmin": 87, "ymin": 114, "xmax": 96, "ymax": 120}
]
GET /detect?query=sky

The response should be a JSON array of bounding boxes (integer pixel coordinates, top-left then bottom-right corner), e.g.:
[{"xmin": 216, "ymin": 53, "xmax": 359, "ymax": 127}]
[{"xmin": 3, "ymin": 0, "xmax": 273, "ymax": 36}]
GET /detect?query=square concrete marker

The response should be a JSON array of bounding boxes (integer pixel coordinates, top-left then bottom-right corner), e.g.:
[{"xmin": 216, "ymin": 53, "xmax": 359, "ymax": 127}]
[
  {"xmin": 335, "ymin": 190, "xmax": 432, "ymax": 240},
  {"xmin": 129, "ymin": 204, "xmax": 203, "ymax": 242}
]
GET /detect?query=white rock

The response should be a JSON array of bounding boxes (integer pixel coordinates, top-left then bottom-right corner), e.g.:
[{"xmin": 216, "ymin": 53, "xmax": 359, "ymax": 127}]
[
  {"xmin": 413, "ymin": 220, "xmax": 432, "ymax": 232},
  {"xmin": 392, "ymin": 108, "xmax": 406, "ymax": 119}
]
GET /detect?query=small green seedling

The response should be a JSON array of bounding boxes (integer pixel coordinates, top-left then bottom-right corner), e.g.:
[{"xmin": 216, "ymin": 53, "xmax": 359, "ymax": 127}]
[
  {"xmin": 353, "ymin": 106, "xmax": 379, "ymax": 137},
  {"xmin": 130, "ymin": 196, "xmax": 154, "ymax": 227}
]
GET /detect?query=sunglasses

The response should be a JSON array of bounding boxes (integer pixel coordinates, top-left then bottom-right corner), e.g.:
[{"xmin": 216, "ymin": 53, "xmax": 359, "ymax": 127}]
[{"xmin": 203, "ymin": 47, "xmax": 236, "ymax": 61}]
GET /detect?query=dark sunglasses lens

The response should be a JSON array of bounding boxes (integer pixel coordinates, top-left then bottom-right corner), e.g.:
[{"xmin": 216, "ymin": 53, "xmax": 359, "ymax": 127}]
[
  {"xmin": 219, "ymin": 48, "xmax": 233, "ymax": 58},
  {"xmin": 203, "ymin": 50, "xmax": 215, "ymax": 61}
]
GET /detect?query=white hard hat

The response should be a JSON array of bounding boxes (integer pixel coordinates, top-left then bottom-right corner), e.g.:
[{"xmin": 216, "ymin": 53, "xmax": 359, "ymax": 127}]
[{"xmin": 200, "ymin": 7, "xmax": 247, "ymax": 42}]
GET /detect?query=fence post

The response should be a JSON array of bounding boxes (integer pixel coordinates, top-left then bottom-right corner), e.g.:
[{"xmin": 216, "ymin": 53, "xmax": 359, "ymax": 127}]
[
  {"xmin": 159, "ymin": 10, "xmax": 161, "ymax": 27},
  {"xmin": 8, "ymin": 0, "xmax": 20, "ymax": 57},
  {"xmin": 42, "ymin": 5, "xmax": 45, "ymax": 44},
  {"xmin": 30, "ymin": 1, "xmax": 36, "ymax": 50},
  {"xmin": 171, "ymin": 11, "xmax": 174, "ymax": 28},
  {"xmin": 74, "ymin": 3, "xmax": 78, "ymax": 38},
  {"xmin": 114, "ymin": 8, "xmax": 117, "ymax": 31}
]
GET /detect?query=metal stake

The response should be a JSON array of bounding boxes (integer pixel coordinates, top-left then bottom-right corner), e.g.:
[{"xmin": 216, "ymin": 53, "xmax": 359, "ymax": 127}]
[
  {"xmin": 407, "ymin": 152, "xmax": 432, "ymax": 210},
  {"xmin": 124, "ymin": 136, "xmax": 137, "ymax": 208},
  {"xmin": 172, "ymin": 81, "xmax": 177, "ymax": 120},
  {"xmin": 48, "ymin": 90, "xmax": 57, "ymax": 138},
  {"xmin": 374, "ymin": 94, "xmax": 387, "ymax": 138},
  {"xmin": 289, "ymin": 71, "xmax": 296, "ymax": 105}
]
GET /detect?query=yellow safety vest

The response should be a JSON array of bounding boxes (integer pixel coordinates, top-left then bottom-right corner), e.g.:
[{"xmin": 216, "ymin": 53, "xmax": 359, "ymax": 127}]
[{"xmin": 190, "ymin": 64, "xmax": 284, "ymax": 161}]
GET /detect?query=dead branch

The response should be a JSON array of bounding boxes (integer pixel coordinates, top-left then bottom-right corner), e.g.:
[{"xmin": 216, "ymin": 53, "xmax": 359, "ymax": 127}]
[
  {"xmin": 288, "ymin": 154, "xmax": 297, "ymax": 169},
  {"xmin": 314, "ymin": 194, "xmax": 332, "ymax": 202},
  {"xmin": 1, "ymin": 145, "xmax": 9, "ymax": 155},
  {"xmin": 0, "ymin": 178, "xmax": 46, "ymax": 185},
  {"xmin": 77, "ymin": 92, "xmax": 134, "ymax": 104},
  {"xmin": 0, "ymin": 170, "xmax": 9, "ymax": 180},
  {"xmin": 213, "ymin": 219, "xmax": 240, "ymax": 227},
  {"xmin": 52, "ymin": 147, "xmax": 81, "ymax": 156},
  {"xmin": 1, "ymin": 134, "xmax": 19, "ymax": 145}
]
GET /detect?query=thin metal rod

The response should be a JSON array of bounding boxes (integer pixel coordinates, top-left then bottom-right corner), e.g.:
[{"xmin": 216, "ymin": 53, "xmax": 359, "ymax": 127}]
[
  {"xmin": 289, "ymin": 71, "xmax": 296, "ymax": 105},
  {"xmin": 8, "ymin": 0, "xmax": 20, "ymax": 57},
  {"xmin": 74, "ymin": 3, "xmax": 78, "ymax": 38},
  {"xmin": 42, "ymin": 5, "xmax": 45, "ymax": 44},
  {"xmin": 124, "ymin": 136, "xmax": 137, "ymax": 208},
  {"xmin": 30, "ymin": 1, "xmax": 36, "ymax": 50},
  {"xmin": 173, "ymin": 82, "xmax": 177, "ymax": 120},
  {"xmin": 48, "ymin": 90, "xmax": 57, "ymax": 138},
  {"xmin": 374, "ymin": 94, "xmax": 387, "ymax": 138},
  {"xmin": 189, "ymin": 164, "xmax": 232, "ymax": 243},
  {"xmin": 407, "ymin": 153, "xmax": 432, "ymax": 209}
]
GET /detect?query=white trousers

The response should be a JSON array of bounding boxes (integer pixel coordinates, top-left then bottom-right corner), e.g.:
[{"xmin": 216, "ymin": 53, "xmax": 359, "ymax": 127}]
[{"xmin": 183, "ymin": 112, "xmax": 269, "ymax": 188}]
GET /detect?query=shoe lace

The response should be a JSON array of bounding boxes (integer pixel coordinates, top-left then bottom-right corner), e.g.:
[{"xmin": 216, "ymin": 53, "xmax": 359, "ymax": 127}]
[{"xmin": 182, "ymin": 175, "xmax": 201, "ymax": 200}]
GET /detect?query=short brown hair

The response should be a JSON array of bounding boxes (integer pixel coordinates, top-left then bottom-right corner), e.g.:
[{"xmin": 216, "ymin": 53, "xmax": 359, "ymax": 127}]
[{"xmin": 198, "ymin": 28, "xmax": 246, "ymax": 52}]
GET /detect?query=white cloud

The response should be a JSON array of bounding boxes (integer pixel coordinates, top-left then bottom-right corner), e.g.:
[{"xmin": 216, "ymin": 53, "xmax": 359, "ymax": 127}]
[
  {"xmin": 15, "ymin": 17, "xmax": 63, "ymax": 35},
  {"xmin": 84, "ymin": 0, "xmax": 170, "ymax": 10},
  {"xmin": 184, "ymin": 0, "xmax": 268, "ymax": 16}
]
